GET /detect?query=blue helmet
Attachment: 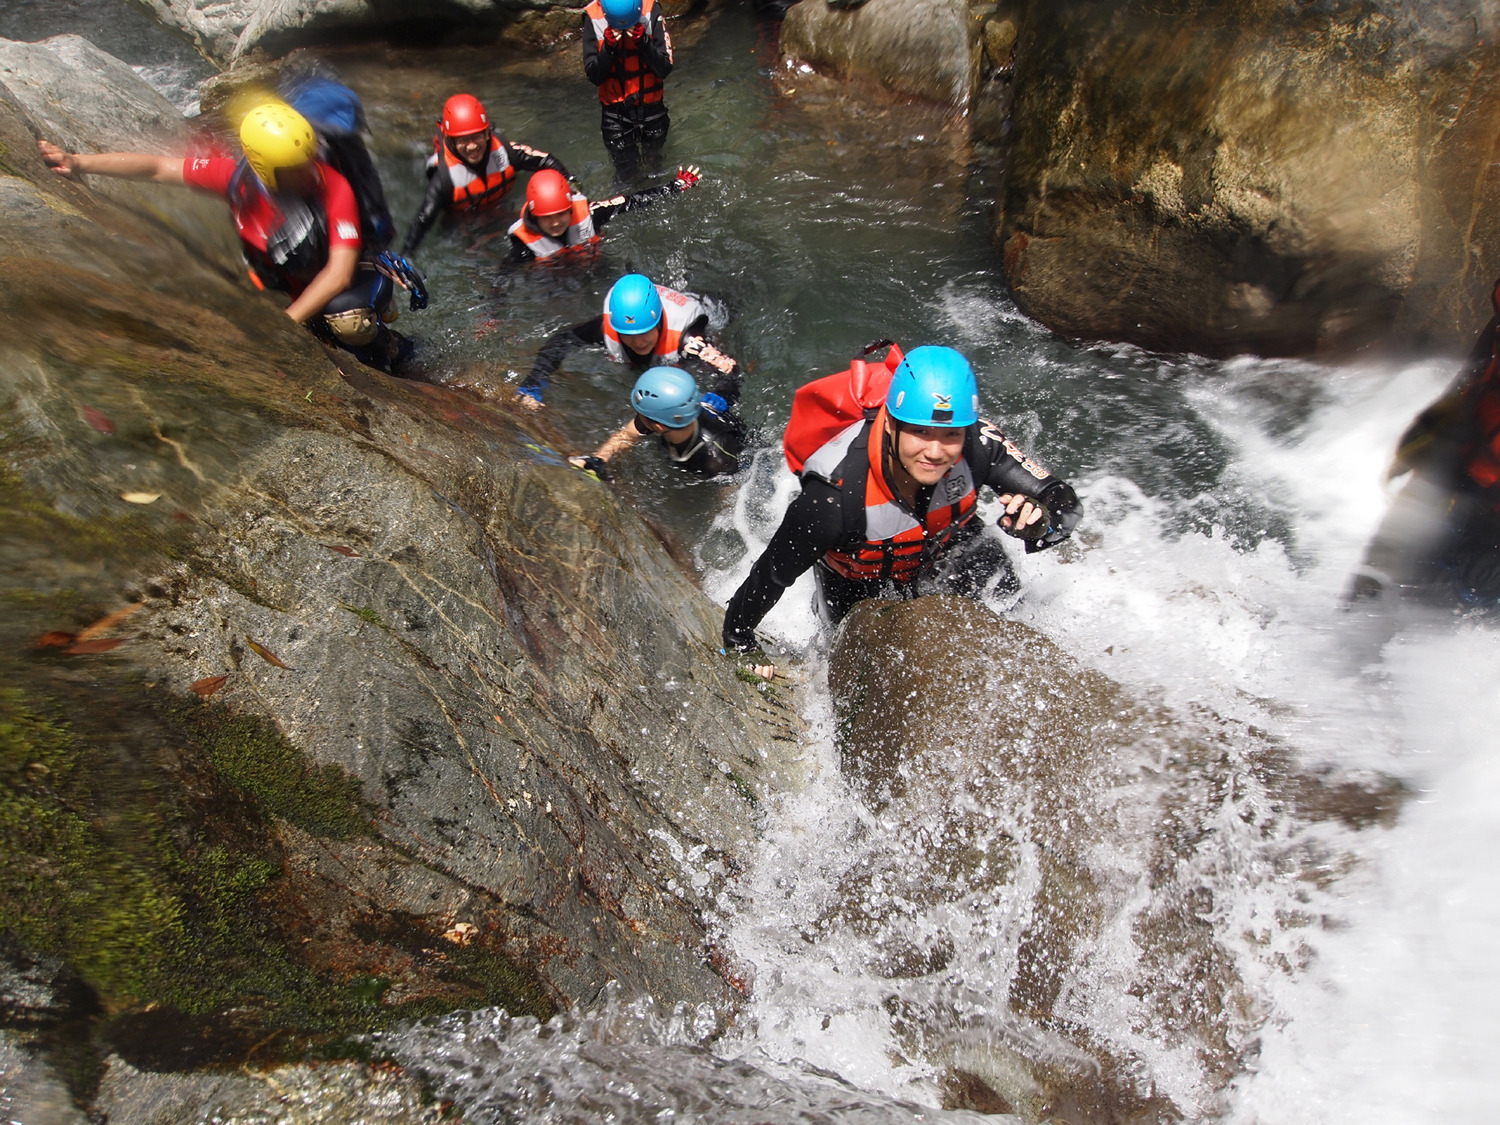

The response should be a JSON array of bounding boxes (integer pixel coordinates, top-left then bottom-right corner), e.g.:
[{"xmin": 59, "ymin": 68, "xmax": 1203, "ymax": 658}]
[
  {"xmin": 632, "ymin": 366, "xmax": 702, "ymax": 427},
  {"xmin": 601, "ymin": 0, "xmax": 643, "ymax": 28},
  {"xmin": 886, "ymin": 346, "xmax": 980, "ymax": 427},
  {"xmin": 607, "ymin": 273, "xmax": 664, "ymax": 336}
]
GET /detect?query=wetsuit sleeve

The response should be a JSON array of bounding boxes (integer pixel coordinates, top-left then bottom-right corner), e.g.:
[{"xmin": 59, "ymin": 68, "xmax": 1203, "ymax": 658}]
[
  {"xmin": 722, "ymin": 480, "xmax": 845, "ymax": 650},
  {"xmin": 521, "ymin": 317, "xmax": 607, "ymax": 401},
  {"xmin": 582, "ymin": 15, "xmax": 613, "ymax": 86},
  {"xmin": 642, "ymin": 11, "xmax": 675, "ymax": 78},
  {"xmin": 501, "ymin": 137, "xmax": 570, "ymax": 180},
  {"xmin": 971, "ymin": 422, "xmax": 1083, "ymax": 552},
  {"xmin": 402, "ymin": 162, "xmax": 451, "ymax": 255},
  {"xmin": 589, "ymin": 183, "xmax": 676, "ymax": 228},
  {"xmin": 509, "ymin": 234, "xmax": 537, "ymax": 263}
]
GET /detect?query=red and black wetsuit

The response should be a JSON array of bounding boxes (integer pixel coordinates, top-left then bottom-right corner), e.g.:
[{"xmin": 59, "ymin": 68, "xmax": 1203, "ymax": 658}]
[
  {"xmin": 401, "ymin": 133, "xmax": 569, "ymax": 254},
  {"xmin": 582, "ymin": 0, "xmax": 674, "ymax": 181},
  {"xmin": 722, "ymin": 416, "xmax": 1081, "ymax": 649}
]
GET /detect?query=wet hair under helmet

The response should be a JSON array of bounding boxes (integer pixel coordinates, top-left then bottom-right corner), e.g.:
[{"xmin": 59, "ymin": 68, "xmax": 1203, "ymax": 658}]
[
  {"xmin": 885, "ymin": 345, "xmax": 980, "ymax": 428},
  {"xmin": 607, "ymin": 273, "xmax": 664, "ymax": 335},
  {"xmin": 631, "ymin": 366, "xmax": 702, "ymax": 427}
]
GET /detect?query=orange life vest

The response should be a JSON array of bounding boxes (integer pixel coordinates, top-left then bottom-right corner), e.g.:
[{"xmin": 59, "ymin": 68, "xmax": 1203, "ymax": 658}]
[
  {"xmin": 508, "ymin": 198, "xmax": 600, "ymax": 260},
  {"xmin": 436, "ymin": 135, "xmax": 516, "ymax": 210},
  {"xmin": 585, "ymin": 0, "xmax": 669, "ymax": 107},
  {"xmin": 602, "ymin": 285, "xmax": 702, "ymax": 363},
  {"xmin": 805, "ymin": 406, "xmax": 979, "ymax": 583}
]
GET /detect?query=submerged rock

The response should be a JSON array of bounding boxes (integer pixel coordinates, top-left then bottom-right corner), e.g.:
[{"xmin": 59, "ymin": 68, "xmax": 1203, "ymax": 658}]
[
  {"xmin": 828, "ymin": 596, "xmax": 1398, "ymax": 1121},
  {"xmin": 1000, "ymin": 0, "xmax": 1500, "ymax": 357},
  {"xmin": 0, "ymin": 30, "xmax": 800, "ymax": 1092}
]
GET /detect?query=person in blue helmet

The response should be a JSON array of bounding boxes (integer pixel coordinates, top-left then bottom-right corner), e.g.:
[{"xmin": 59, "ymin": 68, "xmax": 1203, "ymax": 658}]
[
  {"xmin": 721, "ymin": 345, "xmax": 1082, "ymax": 672},
  {"xmin": 517, "ymin": 272, "xmax": 738, "ymax": 408},
  {"xmin": 582, "ymin": 0, "xmax": 674, "ymax": 181},
  {"xmin": 569, "ymin": 364, "xmax": 747, "ymax": 479}
]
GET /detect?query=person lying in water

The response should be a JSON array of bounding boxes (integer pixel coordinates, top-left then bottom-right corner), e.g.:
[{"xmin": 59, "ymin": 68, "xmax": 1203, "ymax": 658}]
[
  {"xmin": 516, "ymin": 271, "xmax": 737, "ymax": 408},
  {"xmin": 570, "ymin": 364, "xmax": 746, "ymax": 479},
  {"xmin": 508, "ymin": 166, "xmax": 701, "ymax": 264}
]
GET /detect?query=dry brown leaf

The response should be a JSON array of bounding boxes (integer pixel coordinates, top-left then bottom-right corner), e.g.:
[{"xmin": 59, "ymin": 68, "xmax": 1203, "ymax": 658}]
[
  {"xmin": 121, "ymin": 492, "xmax": 161, "ymax": 504},
  {"xmin": 76, "ymin": 602, "xmax": 143, "ymax": 641},
  {"xmin": 33, "ymin": 631, "xmax": 76, "ymax": 648},
  {"xmin": 67, "ymin": 638, "xmax": 122, "ymax": 654},
  {"xmin": 190, "ymin": 675, "xmax": 228, "ymax": 699},
  {"xmin": 325, "ymin": 545, "xmax": 359, "ymax": 557},
  {"xmin": 82, "ymin": 405, "xmax": 115, "ymax": 434},
  {"xmin": 245, "ymin": 638, "xmax": 289, "ymax": 669}
]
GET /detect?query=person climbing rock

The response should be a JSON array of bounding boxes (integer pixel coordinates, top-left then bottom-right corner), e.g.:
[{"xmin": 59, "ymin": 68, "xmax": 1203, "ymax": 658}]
[
  {"xmin": 517, "ymin": 272, "xmax": 737, "ymax": 407},
  {"xmin": 38, "ymin": 100, "xmax": 417, "ymax": 374},
  {"xmin": 570, "ymin": 364, "xmax": 746, "ymax": 479},
  {"xmin": 401, "ymin": 92, "xmax": 571, "ymax": 255},
  {"xmin": 721, "ymin": 344, "xmax": 1082, "ymax": 676},
  {"xmin": 582, "ymin": 0, "xmax": 674, "ymax": 182},
  {"xmin": 507, "ymin": 165, "xmax": 701, "ymax": 263}
]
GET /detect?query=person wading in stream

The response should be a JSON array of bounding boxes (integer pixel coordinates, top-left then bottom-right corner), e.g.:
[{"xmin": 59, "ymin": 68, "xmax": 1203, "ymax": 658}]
[
  {"xmin": 516, "ymin": 271, "xmax": 738, "ymax": 408},
  {"xmin": 569, "ymin": 364, "xmax": 747, "ymax": 480},
  {"xmin": 39, "ymin": 101, "xmax": 419, "ymax": 374},
  {"xmin": 721, "ymin": 344, "xmax": 1082, "ymax": 679},
  {"xmin": 506, "ymin": 165, "xmax": 701, "ymax": 264},
  {"xmin": 401, "ymin": 92, "xmax": 571, "ymax": 256},
  {"xmin": 583, "ymin": 0, "xmax": 674, "ymax": 182}
]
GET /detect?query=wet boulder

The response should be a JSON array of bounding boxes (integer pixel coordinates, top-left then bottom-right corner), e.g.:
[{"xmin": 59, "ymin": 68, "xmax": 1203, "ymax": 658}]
[
  {"xmin": 779, "ymin": 0, "xmax": 981, "ymax": 107},
  {"xmin": 1000, "ymin": 0, "xmax": 1500, "ymax": 357},
  {"xmin": 0, "ymin": 35, "xmax": 800, "ymax": 1079},
  {"xmin": 827, "ymin": 596, "xmax": 1398, "ymax": 1121}
]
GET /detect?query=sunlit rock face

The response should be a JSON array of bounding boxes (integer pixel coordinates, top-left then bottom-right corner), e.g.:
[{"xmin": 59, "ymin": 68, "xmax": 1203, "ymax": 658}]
[
  {"xmin": 0, "ymin": 37, "xmax": 798, "ymax": 1055},
  {"xmin": 1000, "ymin": 0, "xmax": 1500, "ymax": 358},
  {"xmin": 778, "ymin": 0, "xmax": 981, "ymax": 106},
  {"xmin": 827, "ymin": 596, "xmax": 1398, "ymax": 1121}
]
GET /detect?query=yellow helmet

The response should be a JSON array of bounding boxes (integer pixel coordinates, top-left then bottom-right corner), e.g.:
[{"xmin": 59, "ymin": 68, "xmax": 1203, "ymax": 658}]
[{"xmin": 239, "ymin": 101, "xmax": 316, "ymax": 189}]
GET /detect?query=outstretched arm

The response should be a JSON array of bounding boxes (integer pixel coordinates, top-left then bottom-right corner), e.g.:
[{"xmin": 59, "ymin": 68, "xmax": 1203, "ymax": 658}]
[
  {"xmin": 38, "ymin": 140, "xmax": 184, "ymax": 184},
  {"xmin": 518, "ymin": 316, "xmax": 607, "ymax": 404},
  {"xmin": 401, "ymin": 166, "xmax": 450, "ymax": 255},
  {"xmin": 722, "ymin": 480, "xmax": 843, "ymax": 650}
]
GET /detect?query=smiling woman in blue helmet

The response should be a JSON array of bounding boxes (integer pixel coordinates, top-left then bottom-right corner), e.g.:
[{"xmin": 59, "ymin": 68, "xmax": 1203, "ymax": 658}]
[{"xmin": 721, "ymin": 345, "xmax": 1083, "ymax": 672}]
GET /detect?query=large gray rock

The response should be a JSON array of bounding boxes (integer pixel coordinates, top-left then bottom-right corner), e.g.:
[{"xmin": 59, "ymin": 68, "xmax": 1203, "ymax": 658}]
[
  {"xmin": 0, "ymin": 34, "xmax": 241, "ymax": 272},
  {"xmin": 779, "ymin": 0, "xmax": 980, "ymax": 107},
  {"xmin": 1000, "ymin": 0, "xmax": 1500, "ymax": 357},
  {"xmin": 828, "ymin": 597, "xmax": 1398, "ymax": 1120},
  {"xmin": 0, "ymin": 34, "xmax": 801, "ymax": 1071}
]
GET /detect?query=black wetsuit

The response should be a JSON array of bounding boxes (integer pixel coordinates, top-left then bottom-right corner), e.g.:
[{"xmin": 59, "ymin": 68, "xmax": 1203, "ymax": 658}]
[
  {"xmin": 401, "ymin": 136, "xmax": 569, "ymax": 255},
  {"xmin": 642, "ymin": 368, "xmax": 746, "ymax": 476},
  {"xmin": 583, "ymin": 7, "xmax": 674, "ymax": 181},
  {"xmin": 507, "ymin": 181, "xmax": 684, "ymax": 263},
  {"xmin": 722, "ymin": 420, "xmax": 1081, "ymax": 649}
]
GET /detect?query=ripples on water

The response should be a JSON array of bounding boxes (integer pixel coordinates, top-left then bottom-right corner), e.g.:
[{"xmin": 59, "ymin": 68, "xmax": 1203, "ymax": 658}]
[{"xmin": 5, "ymin": 3, "xmax": 1497, "ymax": 1121}]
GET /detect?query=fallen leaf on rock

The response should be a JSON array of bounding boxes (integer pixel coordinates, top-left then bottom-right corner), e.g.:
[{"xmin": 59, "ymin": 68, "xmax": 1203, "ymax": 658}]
[
  {"xmin": 76, "ymin": 602, "xmax": 142, "ymax": 641},
  {"xmin": 32, "ymin": 631, "xmax": 76, "ymax": 648},
  {"xmin": 120, "ymin": 492, "xmax": 160, "ymax": 504},
  {"xmin": 67, "ymin": 638, "xmax": 122, "ymax": 654},
  {"xmin": 326, "ymin": 545, "xmax": 358, "ymax": 557},
  {"xmin": 190, "ymin": 675, "xmax": 228, "ymax": 699},
  {"xmin": 82, "ymin": 405, "xmax": 115, "ymax": 434},
  {"xmin": 442, "ymin": 922, "xmax": 478, "ymax": 946},
  {"xmin": 245, "ymin": 638, "xmax": 289, "ymax": 669}
]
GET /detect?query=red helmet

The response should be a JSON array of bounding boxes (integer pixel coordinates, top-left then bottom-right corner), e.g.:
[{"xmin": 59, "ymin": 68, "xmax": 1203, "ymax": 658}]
[
  {"xmin": 440, "ymin": 93, "xmax": 490, "ymax": 138},
  {"xmin": 526, "ymin": 169, "xmax": 573, "ymax": 217}
]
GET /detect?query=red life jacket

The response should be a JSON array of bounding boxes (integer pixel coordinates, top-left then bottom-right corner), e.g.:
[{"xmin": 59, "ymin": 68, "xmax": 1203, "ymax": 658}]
[
  {"xmin": 436, "ymin": 134, "xmax": 516, "ymax": 210},
  {"xmin": 783, "ymin": 342, "xmax": 905, "ymax": 475},
  {"xmin": 585, "ymin": 0, "xmax": 668, "ymax": 107},
  {"xmin": 508, "ymin": 198, "xmax": 600, "ymax": 260},
  {"xmin": 808, "ymin": 406, "xmax": 978, "ymax": 583}
]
